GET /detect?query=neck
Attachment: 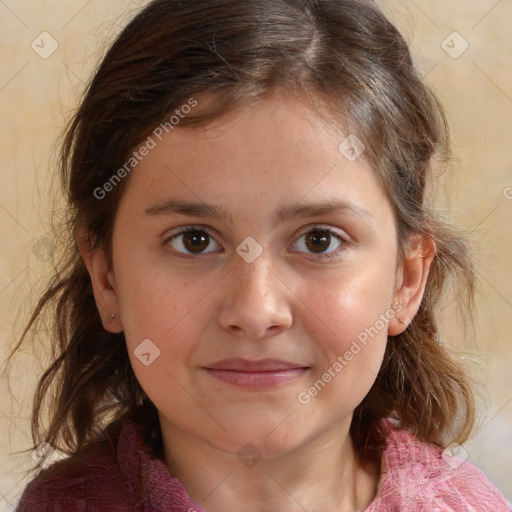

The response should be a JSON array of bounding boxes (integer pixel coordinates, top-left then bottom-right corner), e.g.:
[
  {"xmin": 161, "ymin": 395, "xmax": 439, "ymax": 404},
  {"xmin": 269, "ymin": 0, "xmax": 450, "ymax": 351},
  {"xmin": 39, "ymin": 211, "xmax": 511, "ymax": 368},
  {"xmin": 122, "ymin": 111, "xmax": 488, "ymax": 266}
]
[{"xmin": 158, "ymin": 415, "xmax": 380, "ymax": 512}]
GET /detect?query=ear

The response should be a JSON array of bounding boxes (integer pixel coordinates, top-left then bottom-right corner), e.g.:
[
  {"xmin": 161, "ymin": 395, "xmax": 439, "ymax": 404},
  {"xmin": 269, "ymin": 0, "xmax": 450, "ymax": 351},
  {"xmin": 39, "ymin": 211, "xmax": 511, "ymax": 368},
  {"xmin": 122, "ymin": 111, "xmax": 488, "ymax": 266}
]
[
  {"xmin": 76, "ymin": 230, "xmax": 123, "ymax": 333},
  {"xmin": 388, "ymin": 234, "xmax": 437, "ymax": 336}
]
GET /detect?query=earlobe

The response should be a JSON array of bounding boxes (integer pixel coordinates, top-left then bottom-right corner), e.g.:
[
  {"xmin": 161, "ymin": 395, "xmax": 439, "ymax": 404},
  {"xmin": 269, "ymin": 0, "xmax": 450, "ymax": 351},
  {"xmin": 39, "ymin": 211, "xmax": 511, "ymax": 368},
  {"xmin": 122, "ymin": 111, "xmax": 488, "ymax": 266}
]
[
  {"xmin": 76, "ymin": 231, "xmax": 123, "ymax": 333},
  {"xmin": 388, "ymin": 235, "xmax": 437, "ymax": 336}
]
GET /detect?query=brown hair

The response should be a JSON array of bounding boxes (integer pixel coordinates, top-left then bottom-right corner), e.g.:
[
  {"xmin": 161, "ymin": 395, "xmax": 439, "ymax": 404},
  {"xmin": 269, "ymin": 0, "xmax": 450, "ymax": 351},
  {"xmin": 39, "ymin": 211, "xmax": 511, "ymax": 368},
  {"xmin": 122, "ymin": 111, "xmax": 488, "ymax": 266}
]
[{"xmin": 12, "ymin": 0, "xmax": 476, "ymax": 461}]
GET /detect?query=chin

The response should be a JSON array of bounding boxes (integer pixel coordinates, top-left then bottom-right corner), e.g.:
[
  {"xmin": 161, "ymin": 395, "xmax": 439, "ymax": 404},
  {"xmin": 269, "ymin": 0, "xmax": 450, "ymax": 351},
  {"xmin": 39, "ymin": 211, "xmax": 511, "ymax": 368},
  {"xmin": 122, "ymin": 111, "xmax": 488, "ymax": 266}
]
[{"xmin": 211, "ymin": 418, "xmax": 312, "ymax": 459}]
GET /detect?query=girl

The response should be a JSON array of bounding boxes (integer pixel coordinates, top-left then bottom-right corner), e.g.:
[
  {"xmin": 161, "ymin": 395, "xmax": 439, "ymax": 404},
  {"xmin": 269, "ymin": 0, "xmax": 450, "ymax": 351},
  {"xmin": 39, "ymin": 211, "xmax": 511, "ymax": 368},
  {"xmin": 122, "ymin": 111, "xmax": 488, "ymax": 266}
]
[{"xmin": 12, "ymin": 0, "xmax": 509, "ymax": 510}]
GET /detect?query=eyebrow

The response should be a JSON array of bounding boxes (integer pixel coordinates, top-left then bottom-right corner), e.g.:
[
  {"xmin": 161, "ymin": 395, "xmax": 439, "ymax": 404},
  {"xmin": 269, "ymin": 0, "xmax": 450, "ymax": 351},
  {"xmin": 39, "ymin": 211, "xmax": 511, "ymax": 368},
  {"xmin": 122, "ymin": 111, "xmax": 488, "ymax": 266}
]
[{"xmin": 144, "ymin": 198, "xmax": 376, "ymax": 225}]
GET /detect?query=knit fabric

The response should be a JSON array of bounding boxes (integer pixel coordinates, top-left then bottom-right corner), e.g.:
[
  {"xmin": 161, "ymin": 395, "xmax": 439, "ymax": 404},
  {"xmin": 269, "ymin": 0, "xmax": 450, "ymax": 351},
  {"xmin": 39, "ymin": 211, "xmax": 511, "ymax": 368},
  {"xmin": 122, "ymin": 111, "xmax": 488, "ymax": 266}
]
[{"xmin": 16, "ymin": 418, "xmax": 509, "ymax": 511}]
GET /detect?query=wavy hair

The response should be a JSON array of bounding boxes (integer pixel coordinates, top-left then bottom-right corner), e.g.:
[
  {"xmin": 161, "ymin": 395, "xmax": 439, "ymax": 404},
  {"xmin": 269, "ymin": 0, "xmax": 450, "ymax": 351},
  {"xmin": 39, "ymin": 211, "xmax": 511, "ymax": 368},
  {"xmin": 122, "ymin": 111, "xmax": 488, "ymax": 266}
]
[{"xmin": 12, "ymin": 0, "xmax": 476, "ymax": 461}]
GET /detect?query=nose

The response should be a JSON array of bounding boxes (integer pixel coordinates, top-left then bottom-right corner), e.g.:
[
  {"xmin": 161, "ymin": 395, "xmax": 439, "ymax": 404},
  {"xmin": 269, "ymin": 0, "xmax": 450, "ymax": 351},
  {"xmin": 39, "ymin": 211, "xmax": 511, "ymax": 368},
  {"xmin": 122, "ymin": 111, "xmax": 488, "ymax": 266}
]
[{"xmin": 217, "ymin": 255, "xmax": 293, "ymax": 340}]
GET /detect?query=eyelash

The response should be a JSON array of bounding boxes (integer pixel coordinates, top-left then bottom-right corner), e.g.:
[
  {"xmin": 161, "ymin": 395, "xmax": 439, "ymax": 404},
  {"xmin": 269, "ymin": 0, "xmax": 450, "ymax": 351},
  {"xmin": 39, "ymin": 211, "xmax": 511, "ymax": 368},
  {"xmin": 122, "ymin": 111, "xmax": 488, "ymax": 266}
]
[{"xmin": 163, "ymin": 224, "xmax": 349, "ymax": 261}]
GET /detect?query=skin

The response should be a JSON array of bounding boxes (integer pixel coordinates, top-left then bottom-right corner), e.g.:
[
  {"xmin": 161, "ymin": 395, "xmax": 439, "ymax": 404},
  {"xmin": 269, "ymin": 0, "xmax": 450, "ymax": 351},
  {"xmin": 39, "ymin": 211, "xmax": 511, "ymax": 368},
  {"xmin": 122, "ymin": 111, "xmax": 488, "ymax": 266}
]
[{"xmin": 79, "ymin": 92, "xmax": 435, "ymax": 512}]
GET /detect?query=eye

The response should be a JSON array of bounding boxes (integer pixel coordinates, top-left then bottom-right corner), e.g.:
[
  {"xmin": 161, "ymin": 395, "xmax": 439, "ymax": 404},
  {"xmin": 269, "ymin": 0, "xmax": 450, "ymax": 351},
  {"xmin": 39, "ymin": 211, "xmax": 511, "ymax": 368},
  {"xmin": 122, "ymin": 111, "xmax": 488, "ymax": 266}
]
[
  {"xmin": 291, "ymin": 226, "xmax": 347, "ymax": 259},
  {"xmin": 164, "ymin": 227, "xmax": 221, "ymax": 256}
]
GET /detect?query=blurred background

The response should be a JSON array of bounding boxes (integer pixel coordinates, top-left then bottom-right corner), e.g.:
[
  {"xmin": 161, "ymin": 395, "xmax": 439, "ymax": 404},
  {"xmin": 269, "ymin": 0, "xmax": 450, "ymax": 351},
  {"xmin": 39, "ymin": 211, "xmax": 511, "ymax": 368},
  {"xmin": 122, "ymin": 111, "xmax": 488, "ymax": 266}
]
[{"xmin": 0, "ymin": 0, "xmax": 511, "ymax": 509}]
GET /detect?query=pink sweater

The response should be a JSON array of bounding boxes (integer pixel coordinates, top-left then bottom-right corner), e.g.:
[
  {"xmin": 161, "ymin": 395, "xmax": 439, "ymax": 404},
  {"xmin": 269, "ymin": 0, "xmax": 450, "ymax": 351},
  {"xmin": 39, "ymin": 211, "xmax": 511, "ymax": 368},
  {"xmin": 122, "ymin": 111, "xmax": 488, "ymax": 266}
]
[{"xmin": 16, "ymin": 418, "xmax": 509, "ymax": 511}]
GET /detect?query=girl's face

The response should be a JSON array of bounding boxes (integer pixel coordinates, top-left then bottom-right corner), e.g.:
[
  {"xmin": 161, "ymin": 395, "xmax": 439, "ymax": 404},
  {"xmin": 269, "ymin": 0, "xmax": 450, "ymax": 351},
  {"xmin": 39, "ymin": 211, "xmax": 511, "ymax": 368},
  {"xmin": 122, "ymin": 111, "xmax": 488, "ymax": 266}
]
[{"xmin": 97, "ymin": 93, "xmax": 410, "ymax": 456}]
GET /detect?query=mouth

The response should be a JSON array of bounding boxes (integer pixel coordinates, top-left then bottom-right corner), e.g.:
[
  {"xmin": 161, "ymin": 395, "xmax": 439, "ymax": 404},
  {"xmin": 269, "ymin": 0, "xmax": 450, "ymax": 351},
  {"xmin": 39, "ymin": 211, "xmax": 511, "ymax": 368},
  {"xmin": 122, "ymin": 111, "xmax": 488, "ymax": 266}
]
[{"xmin": 203, "ymin": 358, "xmax": 310, "ymax": 389}]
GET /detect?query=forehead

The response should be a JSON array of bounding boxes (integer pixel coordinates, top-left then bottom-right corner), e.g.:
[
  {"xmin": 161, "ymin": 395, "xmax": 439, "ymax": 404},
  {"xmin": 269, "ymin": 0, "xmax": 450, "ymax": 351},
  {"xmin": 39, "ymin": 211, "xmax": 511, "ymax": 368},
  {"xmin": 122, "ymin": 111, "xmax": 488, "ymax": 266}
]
[{"xmin": 116, "ymin": 93, "xmax": 393, "ymax": 227}]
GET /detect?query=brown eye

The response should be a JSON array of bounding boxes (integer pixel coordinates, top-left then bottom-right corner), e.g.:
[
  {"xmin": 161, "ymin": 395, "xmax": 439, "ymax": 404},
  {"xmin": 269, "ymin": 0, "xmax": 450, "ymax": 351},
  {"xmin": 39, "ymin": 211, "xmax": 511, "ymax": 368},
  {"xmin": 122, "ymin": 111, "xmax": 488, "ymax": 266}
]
[
  {"xmin": 167, "ymin": 228, "xmax": 220, "ymax": 255},
  {"xmin": 182, "ymin": 231, "xmax": 210, "ymax": 253},
  {"xmin": 293, "ymin": 226, "xmax": 345, "ymax": 259},
  {"xmin": 304, "ymin": 230, "xmax": 332, "ymax": 253}
]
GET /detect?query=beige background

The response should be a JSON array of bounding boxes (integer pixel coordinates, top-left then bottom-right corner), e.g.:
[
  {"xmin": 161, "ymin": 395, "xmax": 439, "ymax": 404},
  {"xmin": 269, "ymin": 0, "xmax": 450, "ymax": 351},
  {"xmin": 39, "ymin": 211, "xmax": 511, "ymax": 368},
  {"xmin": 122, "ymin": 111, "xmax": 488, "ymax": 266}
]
[{"xmin": 0, "ymin": 0, "xmax": 511, "ymax": 509}]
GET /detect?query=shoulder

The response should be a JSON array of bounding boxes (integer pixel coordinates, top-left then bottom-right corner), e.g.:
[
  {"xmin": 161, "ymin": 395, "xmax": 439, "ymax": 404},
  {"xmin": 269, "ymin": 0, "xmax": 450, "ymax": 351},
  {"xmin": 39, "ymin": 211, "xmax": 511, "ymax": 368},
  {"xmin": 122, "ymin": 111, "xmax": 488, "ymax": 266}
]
[
  {"xmin": 15, "ymin": 418, "xmax": 171, "ymax": 512},
  {"xmin": 366, "ymin": 420, "xmax": 510, "ymax": 512}
]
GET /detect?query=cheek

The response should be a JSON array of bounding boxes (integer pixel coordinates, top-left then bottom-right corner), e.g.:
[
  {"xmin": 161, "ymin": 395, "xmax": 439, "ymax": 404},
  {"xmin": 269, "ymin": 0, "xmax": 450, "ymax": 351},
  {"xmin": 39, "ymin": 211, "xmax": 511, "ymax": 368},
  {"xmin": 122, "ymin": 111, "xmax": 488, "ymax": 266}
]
[
  {"xmin": 300, "ymin": 266, "xmax": 395, "ymax": 351},
  {"xmin": 113, "ymin": 259, "xmax": 212, "ymax": 385},
  {"xmin": 293, "ymin": 265, "xmax": 395, "ymax": 411},
  {"xmin": 118, "ymin": 270, "xmax": 210, "ymax": 413},
  {"xmin": 114, "ymin": 252, "xmax": 196, "ymax": 337}
]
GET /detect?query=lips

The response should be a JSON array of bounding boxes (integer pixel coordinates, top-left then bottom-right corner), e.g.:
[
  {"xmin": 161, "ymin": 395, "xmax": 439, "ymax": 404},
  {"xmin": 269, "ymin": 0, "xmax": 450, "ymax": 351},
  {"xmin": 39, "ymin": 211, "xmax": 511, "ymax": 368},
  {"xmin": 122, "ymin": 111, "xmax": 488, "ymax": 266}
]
[
  {"xmin": 205, "ymin": 358, "xmax": 307, "ymax": 372},
  {"xmin": 203, "ymin": 358, "xmax": 310, "ymax": 389}
]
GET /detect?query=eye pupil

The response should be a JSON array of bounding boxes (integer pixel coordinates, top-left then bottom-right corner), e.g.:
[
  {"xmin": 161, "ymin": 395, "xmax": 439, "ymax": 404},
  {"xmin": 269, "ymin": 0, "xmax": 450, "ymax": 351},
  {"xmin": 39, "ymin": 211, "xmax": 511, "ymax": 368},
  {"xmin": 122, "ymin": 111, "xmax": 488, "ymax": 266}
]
[
  {"xmin": 183, "ymin": 232, "xmax": 209, "ymax": 253},
  {"xmin": 305, "ymin": 231, "xmax": 330, "ymax": 253}
]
